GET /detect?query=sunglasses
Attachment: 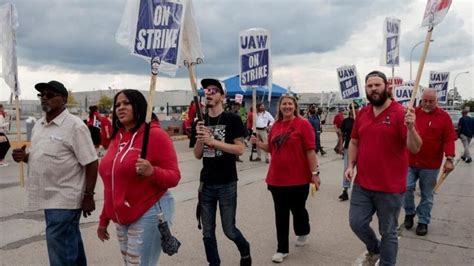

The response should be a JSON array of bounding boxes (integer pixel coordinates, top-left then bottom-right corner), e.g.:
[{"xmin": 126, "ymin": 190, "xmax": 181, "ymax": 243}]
[
  {"xmin": 37, "ymin": 92, "xmax": 61, "ymax": 99},
  {"xmin": 204, "ymin": 87, "xmax": 221, "ymax": 95}
]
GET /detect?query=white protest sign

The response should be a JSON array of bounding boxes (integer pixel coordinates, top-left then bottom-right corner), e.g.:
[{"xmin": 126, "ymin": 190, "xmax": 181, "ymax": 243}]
[
  {"xmin": 337, "ymin": 65, "xmax": 361, "ymax": 99},
  {"xmin": 0, "ymin": 2, "xmax": 20, "ymax": 97},
  {"xmin": 421, "ymin": 0, "xmax": 452, "ymax": 27},
  {"xmin": 394, "ymin": 86, "xmax": 413, "ymax": 107},
  {"xmin": 239, "ymin": 28, "xmax": 271, "ymax": 88},
  {"xmin": 116, "ymin": 0, "xmax": 188, "ymax": 76},
  {"xmin": 381, "ymin": 17, "xmax": 400, "ymax": 66},
  {"xmin": 429, "ymin": 71, "xmax": 449, "ymax": 103}
]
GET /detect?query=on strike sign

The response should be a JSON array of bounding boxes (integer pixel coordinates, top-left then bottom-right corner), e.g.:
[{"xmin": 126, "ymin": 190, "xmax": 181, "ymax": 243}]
[
  {"xmin": 337, "ymin": 65, "xmax": 360, "ymax": 99},
  {"xmin": 239, "ymin": 28, "xmax": 271, "ymax": 87},
  {"xmin": 134, "ymin": 0, "xmax": 184, "ymax": 62}
]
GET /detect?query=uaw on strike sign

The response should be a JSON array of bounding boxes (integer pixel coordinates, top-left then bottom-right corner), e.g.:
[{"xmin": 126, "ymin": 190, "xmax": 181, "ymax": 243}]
[
  {"xmin": 381, "ymin": 17, "xmax": 400, "ymax": 66},
  {"xmin": 429, "ymin": 71, "xmax": 449, "ymax": 103},
  {"xmin": 239, "ymin": 28, "xmax": 271, "ymax": 87},
  {"xmin": 337, "ymin": 65, "xmax": 360, "ymax": 99}
]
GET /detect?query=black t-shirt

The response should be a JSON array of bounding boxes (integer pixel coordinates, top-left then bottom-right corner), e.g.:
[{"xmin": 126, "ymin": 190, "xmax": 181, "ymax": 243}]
[
  {"xmin": 340, "ymin": 117, "xmax": 354, "ymax": 149},
  {"xmin": 195, "ymin": 111, "xmax": 245, "ymax": 184}
]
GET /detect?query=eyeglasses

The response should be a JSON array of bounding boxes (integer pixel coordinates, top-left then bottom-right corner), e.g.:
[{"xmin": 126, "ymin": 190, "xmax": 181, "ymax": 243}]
[
  {"xmin": 204, "ymin": 87, "xmax": 220, "ymax": 95},
  {"xmin": 37, "ymin": 92, "xmax": 61, "ymax": 99}
]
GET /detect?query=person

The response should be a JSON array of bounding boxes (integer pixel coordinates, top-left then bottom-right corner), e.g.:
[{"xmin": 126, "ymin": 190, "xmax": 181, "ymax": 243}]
[
  {"xmin": 252, "ymin": 95, "xmax": 321, "ymax": 263},
  {"xmin": 193, "ymin": 78, "xmax": 251, "ymax": 266},
  {"xmin": 232, "ymin": 102, "xmax": 245, "ymax": 162},
  {"xmin": 403, "ymin": 88, "xmax": 457, "ymax": 236},
  {"xmin": 12, "ymin": 80, "xmax": 98, "ymax": 266},
  {"xmin": 254, "ymin": 102, "xmax": 275, "ymax": 163},
  {"xmin": 338, "ymin": 109, "xmax": 355, "ymax": 201},
  {"xmin": 307, "ymin": 106, "xmax": 320, "ymax": 153},
  {"xmin": 96, "ymin": 89, "xmax": 181, "ymax": 265},
  {"xmin": 0, "ymin": 104, "xmax": 10, "ymax": 167},
  {"xmin": 87, "ymin": 105, "xmax": 102, "ymax": 149},
  {"xmin": 316, "ymin": 108, "xmax": 327, "ymax": 155},
  {"xmin": 99, "ymin": 111, "xmax": 112, "ymax": 152},
  {"xmin": 345, "ymin": 71, "xmax": 422, "ymax": 265},
  {"xmin": 333, "ymin": 108, "xmax": 344, "ymax": 153},
  {"xmin": 246, "ymin": 106, "xmax": 253, "ymax": 141},
  {"xmin": 458, "ymin": 109, "xmax": 473, "ymax": 163}
]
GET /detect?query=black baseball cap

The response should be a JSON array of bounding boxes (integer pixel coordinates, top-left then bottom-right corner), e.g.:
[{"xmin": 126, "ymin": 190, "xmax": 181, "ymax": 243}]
[
  {"xmin": 201, "ymin": 78, "xmax": 225, "ymax": 94},
  {"xmin": 35, "ymin": 80, "xmax": 68, "ymax": 98}
]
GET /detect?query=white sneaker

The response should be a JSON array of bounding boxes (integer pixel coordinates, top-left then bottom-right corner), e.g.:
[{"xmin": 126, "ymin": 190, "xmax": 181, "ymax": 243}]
[
  {"xmin": 272, "ymin": 252, "xmax": 288, "ymax": 263},
  {"xmin": 295, "ymin": 235, "xmax": 308, "ymax": 247},
  {"xmin": 0, "ymin": 161, "xmax": 8, "ymax": 167}
]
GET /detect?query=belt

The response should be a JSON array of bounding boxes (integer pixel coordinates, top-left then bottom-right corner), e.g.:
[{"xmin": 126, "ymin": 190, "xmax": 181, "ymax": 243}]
[{"xmin": 256, "ymin": 127, "xmax": 266, "ymax": 130}]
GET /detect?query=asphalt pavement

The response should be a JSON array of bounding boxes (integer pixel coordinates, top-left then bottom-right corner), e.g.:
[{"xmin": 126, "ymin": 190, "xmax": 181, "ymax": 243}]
[{"xmin": 0, "ymin": 131, "xmax": 473, "ymax": 265}]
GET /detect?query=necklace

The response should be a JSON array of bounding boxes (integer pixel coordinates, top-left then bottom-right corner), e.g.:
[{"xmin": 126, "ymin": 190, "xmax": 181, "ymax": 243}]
[{"xmin": 207, "ymin": 112, "xmax": 223, "ymax": 127}]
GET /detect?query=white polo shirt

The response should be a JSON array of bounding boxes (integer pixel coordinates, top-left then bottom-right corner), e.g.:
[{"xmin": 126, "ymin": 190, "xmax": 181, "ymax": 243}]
[
  {"xmin": 256, "ymin": 111, "xmax": 274, "ymax": 129},
  {"xmin": 26, "ymin": 109, "xmax": 98, "ymax": 210}
]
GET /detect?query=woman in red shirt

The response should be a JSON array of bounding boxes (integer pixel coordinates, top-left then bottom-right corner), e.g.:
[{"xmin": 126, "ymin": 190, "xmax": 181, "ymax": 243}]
[
  {"xmin": 251, "ymin": 95, "xmax": 321, "ymax": 263},
  {"xmin": 96, "ymin": 89, "xmax": 181, "ymax": 264}
]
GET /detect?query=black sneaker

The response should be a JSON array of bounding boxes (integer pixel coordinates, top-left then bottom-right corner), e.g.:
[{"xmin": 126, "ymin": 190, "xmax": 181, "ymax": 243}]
[
  {"xmin": 461, "ymin": 156, "xmax": 466, "ymax": 161},
  {"xmin": 404, "ymin": 214, "xmax": 415, "ymax": 229},
  {"xmin": 240, "ymin": 255, "xmax": 252, "ymax": 266},
  {"xmin": 466, "ymin": 158, "xmax": 472, "ymax": 163},
  {"xmin": 416, "ymin": 223, "xmax": 428, "ymax": 236},
  {"xmin": 338, "ymin": 190, "xmax": 349, "ymax": 201},
  {"xmin": 320, "ymin": 149, "xmax": 326, "ymax": 156}
]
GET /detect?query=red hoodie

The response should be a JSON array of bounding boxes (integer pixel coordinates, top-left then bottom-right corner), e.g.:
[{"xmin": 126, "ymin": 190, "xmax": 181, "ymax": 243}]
[
  {"xmin": 98, "ymin": 122, "xmax": 180, "ymax": 226},
  {"xmin": 409, "ymin": 107, "xmax": 457, "ymax": 169}
]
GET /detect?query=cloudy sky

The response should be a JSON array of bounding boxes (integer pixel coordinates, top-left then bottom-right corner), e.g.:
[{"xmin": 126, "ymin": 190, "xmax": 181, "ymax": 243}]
[{"xmin": 0, "ymin": 0, "xmax": 472, "ymax": 102}]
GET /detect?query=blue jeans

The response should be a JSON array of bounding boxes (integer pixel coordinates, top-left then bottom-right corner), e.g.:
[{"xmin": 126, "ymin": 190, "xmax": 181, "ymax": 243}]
[
  {"xmin": 44, "ymin": 209, "xmax": 86, "ymax": 266},
  {"xmin": 342, "ymin": 149, "xmax": 351, "ymax": 188},
  {"xmin": 349, "ymin": 184, "xmax": 404, "ymax": 266},
  {"xmin": 200, "ymin": 181, "xmax": 250, "ymax": 266},
  {"xmin": 115, "ymin": 191, "xmax": 175, "ymax": 266},
  {"xmin": 403, "ymin": 167, "xmax": 439, "ymax": 224}
]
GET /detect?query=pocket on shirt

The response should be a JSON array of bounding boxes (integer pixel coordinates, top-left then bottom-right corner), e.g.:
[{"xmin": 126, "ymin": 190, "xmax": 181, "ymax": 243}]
[{"xmin": 42, "ymin": 140, "xmax": 64, "ymax": 158}]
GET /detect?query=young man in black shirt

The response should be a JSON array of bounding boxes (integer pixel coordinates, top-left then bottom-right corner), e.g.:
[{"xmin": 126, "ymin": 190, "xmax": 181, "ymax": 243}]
[{"xmin": 193, "ymin": 78, "xmax": 251, "ymax": 266}]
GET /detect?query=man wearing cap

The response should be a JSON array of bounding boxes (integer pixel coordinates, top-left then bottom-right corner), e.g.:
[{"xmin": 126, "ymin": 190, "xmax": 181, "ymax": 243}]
[
  {"xmin": 12, "ymin": 81, "xmax": 98, "ymax": 266},
  {"xmin": 193, "ymin": 78, "xmax": 252, "ymax": 266},
  {"xmin": 345, "ymin": 71, "xmax": 422, "ymax": 265},
  {"xmin": 458, "ymin": 109, "xmax": 473, "ymax": 163},
  {"xmin": 403, "ymin": 88, "xmax": 457, "ymax": 236}
]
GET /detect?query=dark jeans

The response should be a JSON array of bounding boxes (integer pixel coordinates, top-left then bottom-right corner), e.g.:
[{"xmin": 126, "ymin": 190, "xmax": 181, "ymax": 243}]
[
  {"xmin": 349, "ymin": 184, "xmax": 404, "ymax": 266},
  {"xmin": 44, "ymin": 209, "xmax": 86, "ymax": 266},
  {"xmin": 200, "ymin": 181, "xmax": 250, "ymax": 265},
  {"xmin": 268, "ymin": 184, "xmax": 310, "ymax": 253},
  {"xmin": 0, "ymin": 132, "xmax": 10, "ymax": 160}
]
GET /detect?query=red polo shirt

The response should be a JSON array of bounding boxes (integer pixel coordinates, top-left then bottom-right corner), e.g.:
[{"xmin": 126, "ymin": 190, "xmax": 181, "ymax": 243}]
[
  {"xmin": 351, "ymin": 101, "xmax": 408, "ymax": 193},
  {"xmin": 409, "ymin": 107, "xmax": 456, "ymax": 169}
]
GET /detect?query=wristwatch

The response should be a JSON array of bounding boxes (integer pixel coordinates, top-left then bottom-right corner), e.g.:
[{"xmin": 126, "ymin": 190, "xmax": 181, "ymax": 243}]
[{"xmin": 446, "ymin": 156, "xmax": 454, "ymax": 162}]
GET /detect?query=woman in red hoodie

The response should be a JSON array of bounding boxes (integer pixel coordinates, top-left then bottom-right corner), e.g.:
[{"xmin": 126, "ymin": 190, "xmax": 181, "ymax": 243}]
[{"xmin": 96, "ymin": 89, "xmax": 181, "ymax": 265}]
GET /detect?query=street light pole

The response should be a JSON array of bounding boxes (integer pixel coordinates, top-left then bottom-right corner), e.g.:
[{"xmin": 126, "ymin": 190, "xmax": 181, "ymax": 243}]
[
  {"xmin": 410, "ymin": 39, "xmax": 434, "ymax": 80},
  {"xmin": 453, "ymin": 71, "xmax": 470, "ymax": 89}
]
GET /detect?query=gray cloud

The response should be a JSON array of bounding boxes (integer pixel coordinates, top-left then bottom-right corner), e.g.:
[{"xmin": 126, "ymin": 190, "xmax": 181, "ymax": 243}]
[
  {"xmin": 401, "ymin": 13, "xmax": 473, "ymax": 63},
  {"xmin": 9, "ymin": 0, "xmax": 469, "ymax": 79}
]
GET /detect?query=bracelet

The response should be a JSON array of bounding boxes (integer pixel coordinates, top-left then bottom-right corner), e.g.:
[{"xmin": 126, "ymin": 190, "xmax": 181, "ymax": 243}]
[
  {"xmin": 84, "ymin": 191, "xmax": 95, "ymax": 196},
  {"xmin": 311, "ymin": 171, "xmax": 320, "ymax": 176},
  {"xmin": 445, "ymin": 156, "xmax": 454, "ymax": 162}
]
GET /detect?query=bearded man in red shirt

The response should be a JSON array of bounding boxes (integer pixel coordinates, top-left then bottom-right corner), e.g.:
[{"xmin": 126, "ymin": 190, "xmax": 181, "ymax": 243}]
[
  {"xmin": 403, "ymin": 88, "xmax": 457, "ymax": 236},
  {"xmin": 345, "ymin": 71, "xmax": 422, "ymax": 265}
]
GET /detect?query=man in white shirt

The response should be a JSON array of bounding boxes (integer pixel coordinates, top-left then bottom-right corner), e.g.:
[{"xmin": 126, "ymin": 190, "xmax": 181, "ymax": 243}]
[{"xmin": 254, "ymin": 102, "xmax": 275, "ymax": 163}]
